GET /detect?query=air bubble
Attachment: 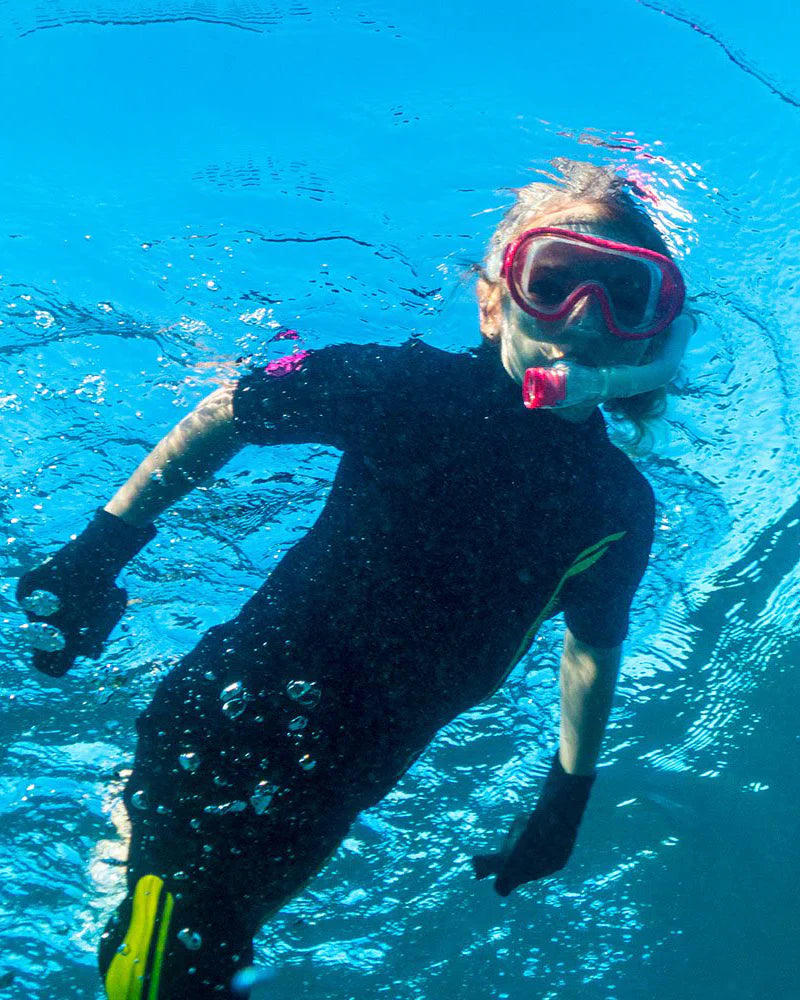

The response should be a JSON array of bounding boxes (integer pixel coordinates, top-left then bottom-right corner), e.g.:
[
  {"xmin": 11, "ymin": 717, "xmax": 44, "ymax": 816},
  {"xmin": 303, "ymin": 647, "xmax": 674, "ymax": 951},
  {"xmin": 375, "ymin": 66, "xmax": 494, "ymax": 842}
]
[
  {"xmin": 250, "ymin": 781, "xmax": 279, "ymax": 815},
  {"xmin": 298, "ymin": 754, "xmax": 316, "ymax": 772},
  {"xmin": 288, "ymin": 715, "xmax": 307, "ymax": 733},
  {"xmin": 177, "ymin": 928, "xmax": 202, "ymax": 951},
  {"xmin": 179, "ymin": 752, "xmax": 200, "ymax": 772},
  {"xmin": 285, "ymin": 680, "xmax": 320, "ymax": 708},
  {"xmin": 19, "ymin": 589, "xmax": 61, "ymax": 616},
  {"xmin": 131, "ymin": 790, "xmax": 149, "ymax": 811},
  {"xmin": 231, "ymin": 966, "xmax": 275, "ymax": 992},
  {"xmin": 203, "ymin": 800, "xmax": 247, "ymax": 816},
  {"xmin": 20, "ymin": 621, "xmax": 66, "ymax": 652},
  {"xmin": 220, "ymin": 681, "xmax": 247, "ymax": 720}
]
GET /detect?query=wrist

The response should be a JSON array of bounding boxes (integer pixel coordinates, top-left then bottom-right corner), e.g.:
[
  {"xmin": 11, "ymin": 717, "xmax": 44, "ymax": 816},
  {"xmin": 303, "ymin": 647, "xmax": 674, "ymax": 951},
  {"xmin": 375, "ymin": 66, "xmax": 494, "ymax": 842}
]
[
  {"xmin": 537, "ymin": 749, "xmax": 595, "ymax": 828},
  {"xmin": 80, "ymin": 509, "xmax": 156, "ymax": 578},
  {"xmin": 554, "ymin": 747, "xmax": 596, "ymax": 780}
]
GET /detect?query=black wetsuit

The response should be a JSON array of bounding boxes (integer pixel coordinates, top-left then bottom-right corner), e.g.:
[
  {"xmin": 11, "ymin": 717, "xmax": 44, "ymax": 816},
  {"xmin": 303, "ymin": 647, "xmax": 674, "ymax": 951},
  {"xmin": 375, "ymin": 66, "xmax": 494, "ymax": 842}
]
[{"xmin": 101, "ymin": 341, "xmax": 654, "ymax": 998}]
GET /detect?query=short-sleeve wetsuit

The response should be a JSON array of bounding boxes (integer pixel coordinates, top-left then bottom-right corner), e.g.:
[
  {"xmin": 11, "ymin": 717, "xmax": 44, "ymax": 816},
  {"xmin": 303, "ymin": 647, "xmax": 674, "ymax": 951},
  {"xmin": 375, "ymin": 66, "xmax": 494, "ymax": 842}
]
[{"xmin": 100, "ymin": 341, "xmax": 654, "ymax": 999}]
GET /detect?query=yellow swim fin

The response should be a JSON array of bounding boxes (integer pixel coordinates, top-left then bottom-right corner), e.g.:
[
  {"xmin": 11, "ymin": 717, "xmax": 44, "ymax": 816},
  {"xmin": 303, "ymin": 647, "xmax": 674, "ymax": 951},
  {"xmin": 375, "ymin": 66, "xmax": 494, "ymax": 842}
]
[{"xmin": 104, "ymin": 874, "xmax": 175, "ymax": 1000}]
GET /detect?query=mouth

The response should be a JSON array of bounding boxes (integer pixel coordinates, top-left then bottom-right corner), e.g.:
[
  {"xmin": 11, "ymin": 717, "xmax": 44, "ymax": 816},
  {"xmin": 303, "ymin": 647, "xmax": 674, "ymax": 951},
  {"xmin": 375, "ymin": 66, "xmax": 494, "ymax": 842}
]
[{"xmin": 544, "ymin": 353, "xmax": 594, "ymax": 369}]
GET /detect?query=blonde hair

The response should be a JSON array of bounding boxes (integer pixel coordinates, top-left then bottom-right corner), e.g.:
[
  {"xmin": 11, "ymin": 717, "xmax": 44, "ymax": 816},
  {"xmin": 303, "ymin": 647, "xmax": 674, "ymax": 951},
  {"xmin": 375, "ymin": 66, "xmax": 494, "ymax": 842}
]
[{"xmin": 482, "ymin": 159, "xmax": 688, "ymax": 449}]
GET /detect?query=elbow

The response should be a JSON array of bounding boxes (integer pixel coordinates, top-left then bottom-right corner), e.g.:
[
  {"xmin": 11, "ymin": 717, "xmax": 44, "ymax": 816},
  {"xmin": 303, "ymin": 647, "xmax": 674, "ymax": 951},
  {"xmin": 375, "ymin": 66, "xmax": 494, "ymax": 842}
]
[
  {"xmin": 562, "ymin": 632, "xmax": 622, "ymax": 687},
  {"xmin": 182, "ymin": 382, "xmax": 242, "ymax": 446},
  {"xmin": 196, "ymin": 382, "xmax": 237, "ymax": 425}
]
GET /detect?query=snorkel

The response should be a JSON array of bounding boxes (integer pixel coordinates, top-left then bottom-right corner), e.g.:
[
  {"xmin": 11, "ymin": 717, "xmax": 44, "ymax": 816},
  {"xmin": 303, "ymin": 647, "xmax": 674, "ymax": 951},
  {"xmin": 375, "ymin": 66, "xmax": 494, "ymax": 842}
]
[{"xmin": 522, "ymin": 312, "xmax": 694, "ymax": 410}]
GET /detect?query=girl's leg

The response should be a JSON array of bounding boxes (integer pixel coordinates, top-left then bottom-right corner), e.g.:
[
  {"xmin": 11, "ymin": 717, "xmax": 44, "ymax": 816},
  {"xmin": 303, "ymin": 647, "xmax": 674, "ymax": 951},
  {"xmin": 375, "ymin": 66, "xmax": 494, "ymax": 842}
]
[{"xmin": 98, "ymin": 626, "xmax": 351, "ymax": 998}]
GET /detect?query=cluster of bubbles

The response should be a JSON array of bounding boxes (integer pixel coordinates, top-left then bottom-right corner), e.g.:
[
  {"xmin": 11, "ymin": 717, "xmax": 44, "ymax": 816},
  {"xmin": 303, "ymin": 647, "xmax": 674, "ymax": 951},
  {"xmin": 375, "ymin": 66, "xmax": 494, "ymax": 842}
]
[
  {"xmin": 285, "ymin": 679, "xmax": 321, "ymax": 707},
  {"xmin": 19, "ymin": 590, "xmax": 64, "ymax": 650},
  {"xmin": 139, "ymin": 677, "xmax": 326, "ymax": 825},
  {"xmin": 286, "ymin": 680, "xmax": 320, "ymax": 772},
  {"xmin": 220, "ymin": 681, "xmax": 248, "ymax": 719},
  {"xmin": 19, "ymin": 589, "xmax": 61, "ymax": 616},
  {"xmin": 19, "ymin": 621, "xmax": 66, "ymax": 652}
]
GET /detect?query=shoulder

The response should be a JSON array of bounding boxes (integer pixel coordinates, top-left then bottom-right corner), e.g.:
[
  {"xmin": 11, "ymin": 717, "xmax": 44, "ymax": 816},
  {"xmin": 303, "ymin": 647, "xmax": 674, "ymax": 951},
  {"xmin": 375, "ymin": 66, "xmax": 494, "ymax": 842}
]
[
  {"xmin": 241, "ymin": 339, "xmax": 465, "ymax": 384},
  {"xmin": 293, "ymin": 341, "xmax": 476, "ymax": 406},
  {"xmin": 604, "ymin": 444, "xmax": 654, "ymax": 509},
  {"xmin": 617, "ymin": 452, "xmax": 655, "ymax": 519},
  {"xmin": 234, "ymin": 340, "xmax": 474, "ymax": 426},
  {"xmin": 578, "ymin": 420, "xmax": 655, "ymax": 538},
  {"xmin": 332, "ymin": 338, "xmax": 473, "ymax": 377},
  {"xmin": 606, "ymin": 457, "xmax": 655, "ymax": 557}
]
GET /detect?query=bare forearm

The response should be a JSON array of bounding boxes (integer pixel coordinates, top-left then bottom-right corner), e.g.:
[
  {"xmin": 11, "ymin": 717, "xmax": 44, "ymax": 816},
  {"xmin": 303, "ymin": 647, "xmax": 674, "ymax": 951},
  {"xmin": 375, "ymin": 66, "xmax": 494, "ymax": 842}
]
[
  {"xmin": 559, "ymin": 631, "xmax": 621, "ymax": 776},
  {"xmin": 105, "ymin": 383, "xmax": 241, "ymax": 528}
]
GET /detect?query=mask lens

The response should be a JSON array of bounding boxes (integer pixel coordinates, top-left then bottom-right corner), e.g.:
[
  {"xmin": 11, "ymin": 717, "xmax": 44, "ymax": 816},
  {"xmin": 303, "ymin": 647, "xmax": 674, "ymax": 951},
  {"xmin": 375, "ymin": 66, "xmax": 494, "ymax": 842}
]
[
  {"xmin": 512, "ymin": 234, "xmax": 668, "ymax": 333},
  {"xmin": 515, "ymin": 240, "xmax": 577, "ymax": 312}
]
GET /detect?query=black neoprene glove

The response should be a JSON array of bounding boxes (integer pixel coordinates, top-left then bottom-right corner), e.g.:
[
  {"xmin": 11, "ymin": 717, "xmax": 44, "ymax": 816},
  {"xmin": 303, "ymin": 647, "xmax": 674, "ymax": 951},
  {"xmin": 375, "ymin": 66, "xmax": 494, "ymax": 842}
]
[
  {"xmin": 472, "ymin": 750, "xmax": 595, "ymax": 896},
  {"xmin": 16, "ymin": 509, "xmax": 155, "ymax": 677}
]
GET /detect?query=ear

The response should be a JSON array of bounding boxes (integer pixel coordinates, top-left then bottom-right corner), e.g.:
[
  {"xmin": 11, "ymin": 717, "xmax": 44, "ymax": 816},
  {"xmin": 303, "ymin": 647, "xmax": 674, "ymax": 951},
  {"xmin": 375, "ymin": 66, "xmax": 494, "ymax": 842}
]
[{"xmin": 477, "ymin": 277, "xmax": 504, "ymax": 341}]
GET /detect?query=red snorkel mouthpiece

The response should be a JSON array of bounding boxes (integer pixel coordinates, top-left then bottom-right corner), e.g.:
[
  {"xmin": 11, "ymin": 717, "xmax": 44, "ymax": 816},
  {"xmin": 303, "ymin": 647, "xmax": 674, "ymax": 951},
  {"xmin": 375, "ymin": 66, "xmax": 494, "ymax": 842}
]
[
  {"xmin": 522, "ymin": 367, "xmax": 568, "ymax": 409},
  {"xmin": 519, "ymin": 315, "xmax": 695, "ymax": 411}
]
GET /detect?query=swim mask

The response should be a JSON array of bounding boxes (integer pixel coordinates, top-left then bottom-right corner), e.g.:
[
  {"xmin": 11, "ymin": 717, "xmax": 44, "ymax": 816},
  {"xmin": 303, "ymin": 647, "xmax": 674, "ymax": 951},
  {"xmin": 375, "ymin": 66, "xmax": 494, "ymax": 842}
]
[{"xmin": 501, "ymin": 227, "xmax": 685, "ymax": 340}]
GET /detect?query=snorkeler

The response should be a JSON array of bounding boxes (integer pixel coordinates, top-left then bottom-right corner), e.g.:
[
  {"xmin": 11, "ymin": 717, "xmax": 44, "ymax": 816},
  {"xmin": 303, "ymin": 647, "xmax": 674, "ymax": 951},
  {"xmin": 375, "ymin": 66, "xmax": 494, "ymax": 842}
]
[{"xmin": 17, "ymin": 159, "xmax": 692, "ymax": 999}]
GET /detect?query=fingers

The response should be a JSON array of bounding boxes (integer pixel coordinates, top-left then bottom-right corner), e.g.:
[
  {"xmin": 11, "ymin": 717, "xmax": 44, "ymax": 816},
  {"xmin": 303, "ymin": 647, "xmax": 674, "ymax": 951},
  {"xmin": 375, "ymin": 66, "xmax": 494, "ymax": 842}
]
[
  {"xmin": 493, "ymin": 854, "xmax": 551, "ymax": 898},
  {"xmin": 502, "ymin": 815, "xmax": 529, "ymax": 855},
  {"xmin": 17, "ymin": 575, "xmax": 129, "ymax": 676},
  {"xmin": 32, "ymin": 646, "xmax": 76, "ymax": 678},
  {"xmin": 18, "ymin": 592, "xmax": 72, "ymax": 675},
  {"xmin": 471, "ymin": 853, "xmax": 503, "ymax": 881},
  {"xmin": 494, "ymin": 837, "xmax": 537, "ymax": 896},
  {"xmin": 493, "ymin": 871, "xmax": 518, "ymax": 897},
  {"xmin": 477, "ymin": 817, "xmax": 563, "ymax": 897},
  {"xmin": 80, "ymin": 586, "xmax": 129, "ymax": 657},
  {"xmin": 17, "ymin": 586, "xmax": 61, "ymax": 617}
]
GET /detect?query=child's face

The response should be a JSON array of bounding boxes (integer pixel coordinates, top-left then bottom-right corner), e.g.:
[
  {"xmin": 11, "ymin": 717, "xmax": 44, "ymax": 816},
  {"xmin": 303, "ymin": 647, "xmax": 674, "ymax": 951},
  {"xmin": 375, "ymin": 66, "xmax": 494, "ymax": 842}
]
[{"xmin": 494, "ymin": 204, "xmax": 654, "ymax": 391}]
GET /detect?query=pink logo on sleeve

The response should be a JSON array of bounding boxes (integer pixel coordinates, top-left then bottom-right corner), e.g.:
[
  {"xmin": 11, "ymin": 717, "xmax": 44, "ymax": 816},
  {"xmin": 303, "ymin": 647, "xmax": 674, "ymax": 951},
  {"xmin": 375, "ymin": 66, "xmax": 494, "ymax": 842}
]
[{"xmin": 263, "ymin": 350, "xmax": 310, "ymax": 377}]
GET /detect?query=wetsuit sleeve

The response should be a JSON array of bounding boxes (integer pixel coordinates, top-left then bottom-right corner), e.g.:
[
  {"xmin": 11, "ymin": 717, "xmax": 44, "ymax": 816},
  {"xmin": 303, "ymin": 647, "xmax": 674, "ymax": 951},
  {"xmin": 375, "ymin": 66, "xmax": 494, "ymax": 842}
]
[
  {"xmin": 561, "ymin": 479, "xmax": 655, "ymax": 648},
  {"xmin": 232, "ymin": 343, "xmax": 398, "ymax": 450}
]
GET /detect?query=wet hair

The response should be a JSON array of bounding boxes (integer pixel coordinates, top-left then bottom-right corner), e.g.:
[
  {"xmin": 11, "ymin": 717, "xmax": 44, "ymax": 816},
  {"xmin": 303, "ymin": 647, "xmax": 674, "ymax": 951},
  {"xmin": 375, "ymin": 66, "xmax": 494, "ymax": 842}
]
[{"xmin": 482, "ymin": 158, "xmax": 684, "ymax": 449}]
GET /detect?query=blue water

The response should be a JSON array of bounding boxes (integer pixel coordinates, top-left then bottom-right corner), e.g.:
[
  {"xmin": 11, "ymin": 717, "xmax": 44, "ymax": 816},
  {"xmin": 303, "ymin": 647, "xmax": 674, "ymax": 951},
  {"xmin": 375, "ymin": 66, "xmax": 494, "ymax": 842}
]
[{"xmin": 2, "ymin": 2, "xmax": 800, "ymax": 997}]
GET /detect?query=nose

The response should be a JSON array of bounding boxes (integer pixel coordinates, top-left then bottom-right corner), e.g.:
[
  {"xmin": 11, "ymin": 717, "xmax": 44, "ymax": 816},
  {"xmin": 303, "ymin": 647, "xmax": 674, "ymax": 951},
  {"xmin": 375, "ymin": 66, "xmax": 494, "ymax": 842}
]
[
  {"xmin": 564, "ymin": 293, "xmax": 606, "ymax": 334},
  {"xmin": 561, "ymin": 290, "xmax": 609, "ymax": 337}
]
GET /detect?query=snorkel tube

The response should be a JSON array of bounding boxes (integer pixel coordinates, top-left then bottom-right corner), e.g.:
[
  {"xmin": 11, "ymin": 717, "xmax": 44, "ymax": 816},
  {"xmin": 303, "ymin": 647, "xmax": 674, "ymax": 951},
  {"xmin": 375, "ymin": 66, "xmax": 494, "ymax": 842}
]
[{"xmin": 522, "ymin": 313, "xmax": 694, "ymax": 410}]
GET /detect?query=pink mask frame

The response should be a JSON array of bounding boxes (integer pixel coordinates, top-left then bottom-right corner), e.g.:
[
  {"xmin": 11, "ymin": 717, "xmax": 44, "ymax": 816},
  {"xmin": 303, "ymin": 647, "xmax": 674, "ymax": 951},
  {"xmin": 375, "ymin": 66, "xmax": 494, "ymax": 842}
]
[{"xmin": 500, "ymin": 227, "xmax": 686, "ymax": 341}]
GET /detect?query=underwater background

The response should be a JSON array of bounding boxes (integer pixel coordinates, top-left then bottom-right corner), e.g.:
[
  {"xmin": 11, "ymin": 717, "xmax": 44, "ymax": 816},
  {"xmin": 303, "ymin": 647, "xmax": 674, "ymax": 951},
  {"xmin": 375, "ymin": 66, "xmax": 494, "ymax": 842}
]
[{"xmin": 2, "ymin": 1, "xmax": 800, "ymax": 996}]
